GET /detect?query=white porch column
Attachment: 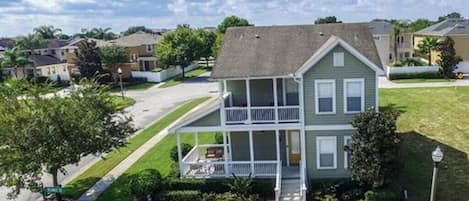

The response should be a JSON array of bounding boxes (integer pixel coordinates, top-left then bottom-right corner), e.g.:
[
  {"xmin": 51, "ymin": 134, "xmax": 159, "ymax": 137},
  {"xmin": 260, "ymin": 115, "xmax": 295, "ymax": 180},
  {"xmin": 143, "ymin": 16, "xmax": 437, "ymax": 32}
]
[
  {"xmin": 219, "ymin": 81, "xmax": 226, "ymax": 126},
  {"xmin": 194, "ymin": 132, "xmax": 199, "ymax": 146},
  {"xmin": 285, "ymin": 131, "xmax": 290, "ymax": 167},
  {"xmin": 228, "ymin": 132, "xmax": 233, "ymax": 160},
  {"xmin": 249, "ymin": 130, "xmax": 255, "ymax": 176},
  {"xmin": 275, "ymin": 130, "xmax": 280, "ymax": 163},
  {"xmin": 246, "ymin": 79, "xmax": 251, "ymax": 123},
  {"xmin": 176, "ymin": 131, "xmax": 184, "ymax": 177},
  {"xmin": 282, "ymin": 78, "xmax": 286, "ymax": 106},
  {"xmin": 273, "ymin": 78, "xmax": 278, "ymax": 123},
  {"xmin": 298, "ymin": 76, "xmax": 307, "ymax": 172},
  {"xmin": 223, "ymin": 131, "xmax": 229, "ymax": 177}
]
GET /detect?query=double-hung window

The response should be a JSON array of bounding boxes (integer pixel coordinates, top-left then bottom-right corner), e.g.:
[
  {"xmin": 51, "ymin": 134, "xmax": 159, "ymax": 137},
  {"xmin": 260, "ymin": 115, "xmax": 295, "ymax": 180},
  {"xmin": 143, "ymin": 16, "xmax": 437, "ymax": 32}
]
[
  {"xmin": 316, "ymin": 136, "xmax": 337, "ymax": 169},
  {"xmin": 344, "ymin": 136, "xmax": 352, "ymax": 169},
  {"xmin": 315, "ymin": 80, "xmax": 336, "ymax": 114},
  {"xmin": 344, "ymin": 79, "xmax": 364, "ymax": 113}
]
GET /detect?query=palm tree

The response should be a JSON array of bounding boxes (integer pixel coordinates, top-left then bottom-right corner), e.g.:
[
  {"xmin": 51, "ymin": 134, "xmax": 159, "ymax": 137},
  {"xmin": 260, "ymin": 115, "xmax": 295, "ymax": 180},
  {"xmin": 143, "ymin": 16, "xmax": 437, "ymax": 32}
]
[
  {"xmin": 16, "ymin": 34, "xmax": 46, "ymax": 77},
  {"xmin": 0, "ymin": 47, "xmax": 30, "ymax": 78},
  {"xmin": 391, "ymin": 21, "xmax": 404, "ymax": 63},
  {"xmin": 417, "ymin": 36, "xmax": 439, "ymax": 66},
  {"xmin": 33, "ymin": 25, "xmax": 62, "ymax": 39}
]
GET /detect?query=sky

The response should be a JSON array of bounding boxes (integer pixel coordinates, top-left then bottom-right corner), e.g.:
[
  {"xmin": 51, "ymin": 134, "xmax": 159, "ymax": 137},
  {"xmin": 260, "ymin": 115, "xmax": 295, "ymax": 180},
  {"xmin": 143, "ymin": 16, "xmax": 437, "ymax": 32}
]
[{"xmin": 0, "ymin": 0, "xmax": 468, "ymax": 37}]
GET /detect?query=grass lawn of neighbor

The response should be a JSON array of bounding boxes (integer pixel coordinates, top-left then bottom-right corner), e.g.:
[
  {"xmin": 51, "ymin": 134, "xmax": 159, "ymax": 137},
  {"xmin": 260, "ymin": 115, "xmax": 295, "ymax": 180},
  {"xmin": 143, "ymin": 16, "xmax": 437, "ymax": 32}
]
[
  {"xmin": 110, "ymin": 96, "xmax": 136, "ymax": 111},
  {"xmin": 96, "ymin": 132, "xmax": 218, "ymax": 201},
  {"xmin": 110, "ymin": 82, "xmax": 157, "ymax": 93},
  {"xmin": 159, "ymin": 64, "xmax": 211, "ymax": 88},
  {"xmin": 380, "ymin": 87, "xmax": 469, "ymax": 201},
  {"xmin": 64, "ymin": 97, "xmax": 209, "ymax": 199},
  {"xmin": 391, "ymin": 78, "xmax": 455, "ymax": 84}
]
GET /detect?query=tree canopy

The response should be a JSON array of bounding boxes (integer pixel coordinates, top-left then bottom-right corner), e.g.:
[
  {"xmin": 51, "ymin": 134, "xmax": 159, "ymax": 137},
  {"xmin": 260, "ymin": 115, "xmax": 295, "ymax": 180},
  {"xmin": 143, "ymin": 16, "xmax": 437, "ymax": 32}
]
[
  {"xmin": 417, "ymin": 36, "xmax": 439, "ymax": 65},
  {"xmin": 314, "ymin": 16, "xmax": 342, "ymax": 24},
  {"xmin": 410, "ymin": 18, "xmax": 434, "ymax": 32},
  {"xmin": 156, "ymin": 25, "xmax": 202, "ymax": 78},
  {"xmin": 437, "ymin": 37, "xmax": 462, "ymax": 78},
  {"xmin": 75, "ymin": 40, "xmax": 103, "ymax": 79},
  {"xmin": 438, "ymin": 12, "xmax": 462, "ymax": 22},
  {"xmin": 33, "ymin": 25, "xmax": 62, "ymax": 39},
  {"xmin": 16, "ymin": 34, "xmax": 45, "ymax": 52},
  {"xmin": 77, "ymin": 27, "xmax": 117, "ymax": 40},
  {"xmin": 195, "ymin": 29, "xmax": 216, "ymax": 67},
  {"xmin": 0, "ymin": 80, "xmax": 134, "ymax": 199},
  {"xmin": 0, "ymin": 47, "xmax": 30, "ymax": 78},
  {"xmin": 122, "ymin": 26, "xmax": 153, "ymax": 36},
  {"xmin": 100, "ymin": 45, "xmax": 129, "ymax": 82},
  {"xmin": 217, "ymin": 16, "xmax": 251, "ymax": 34}
]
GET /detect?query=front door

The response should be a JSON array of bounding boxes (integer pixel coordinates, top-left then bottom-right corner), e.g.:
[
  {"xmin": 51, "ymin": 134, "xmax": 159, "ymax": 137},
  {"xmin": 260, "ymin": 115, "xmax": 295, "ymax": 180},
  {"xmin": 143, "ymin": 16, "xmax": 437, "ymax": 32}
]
[{"xmin": 288, "ymin": 130, "xmax": 301, "ymax": 165}]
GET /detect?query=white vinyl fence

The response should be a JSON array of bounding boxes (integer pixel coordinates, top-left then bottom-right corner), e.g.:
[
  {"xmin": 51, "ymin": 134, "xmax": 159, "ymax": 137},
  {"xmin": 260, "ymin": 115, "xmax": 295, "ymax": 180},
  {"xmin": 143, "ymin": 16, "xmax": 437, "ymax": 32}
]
[
  {"xmin": 386, "ymin": 66, "xmax": 439, "ymax": 78},
  {"xmin": 131, "ymin": 63, "xmax": 198, "ymax": 82}
]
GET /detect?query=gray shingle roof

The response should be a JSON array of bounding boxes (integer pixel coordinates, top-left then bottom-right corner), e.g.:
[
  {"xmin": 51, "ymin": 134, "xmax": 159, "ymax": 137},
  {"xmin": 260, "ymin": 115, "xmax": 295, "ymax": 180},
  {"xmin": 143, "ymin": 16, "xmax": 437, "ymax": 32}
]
[
  {"xmin": 368, "ymin": 20, "xmax": 392, "ymax": 35},
  {"xmin": 0, "ymin": 38, "xmax": 15, "ymax": 49},
  {"xmin": 211, "ymin": 23, "xmax": 382, "ymax": 79},
  {"xmin": 30, "ymin": 55, "xmax": 61, "ymax": 66},
  {"xmin": 414, "ymin": 18, "xmax": 469, "ymax": 36},
  {"xmin": 107, "ymin": 32, "xmax": 160, "ymax": 47}
]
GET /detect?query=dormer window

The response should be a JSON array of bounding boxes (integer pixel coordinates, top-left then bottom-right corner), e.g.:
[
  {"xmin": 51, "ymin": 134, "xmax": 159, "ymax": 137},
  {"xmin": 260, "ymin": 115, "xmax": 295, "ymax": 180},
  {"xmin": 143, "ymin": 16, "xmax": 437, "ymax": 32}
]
[
  {"xmin": 333, "ymin": 52, "xmax": 344, "ymax": 67},
  {"xmin": 146, "ymin": 44, "xmax": 153, "ymax": 52}
]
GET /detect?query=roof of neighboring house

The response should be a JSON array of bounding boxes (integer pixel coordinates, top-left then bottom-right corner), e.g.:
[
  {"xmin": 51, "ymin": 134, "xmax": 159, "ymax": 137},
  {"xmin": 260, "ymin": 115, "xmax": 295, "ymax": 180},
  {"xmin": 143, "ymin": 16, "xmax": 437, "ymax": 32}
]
[
  {"xmin": 169, "ymin": 97, "xmax": 220, "ymax": 132},
  {"xmin": 0, "ymin": 38, "xmax": 15, "ymax": 49},
  {"xmin": 415, "ymin": 18, "xmax": 469, "ymax": 36},
  {"xmin": 30, "ymin": 54, "xmax": 62, "ymax": 66},
  {"xmin": 211, "ymin": 23, "xmax": 382, "ymax": 79},
  {"xmin": 368, "ymin": 20, "xmax": 392, "ymax": 35},
  {"xmin": 107, "ymin": 32, "xmax": 160, "ymax": 47}
]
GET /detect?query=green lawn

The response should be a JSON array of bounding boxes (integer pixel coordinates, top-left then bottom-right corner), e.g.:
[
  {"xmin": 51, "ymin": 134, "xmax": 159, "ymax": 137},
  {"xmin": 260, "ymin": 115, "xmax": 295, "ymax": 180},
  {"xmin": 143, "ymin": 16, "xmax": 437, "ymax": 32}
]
[
  {"xmin": 64, "ymin": 97, "xmax": 210, "ymax": 199},
  {"xmin": 110, "ymin": 96, "xmax": 136, "ymax": 111},
  {"xmin": 96, "ymin": 132, "xmax": 218, "ymax": 201},
  {"xmin": 159, "ymin": 65, "xmax": 210, "ymax": 88},
  {"xmin": 380, "ymin": 87, "xmax": 469, "ymax": 201},
  {"xmin": 109, "ymin": 82, "xmax": 157, "ymax": 93},
  {"xmin": 391, "ymin": 78, "xmax": 455, "ymax": 84}
]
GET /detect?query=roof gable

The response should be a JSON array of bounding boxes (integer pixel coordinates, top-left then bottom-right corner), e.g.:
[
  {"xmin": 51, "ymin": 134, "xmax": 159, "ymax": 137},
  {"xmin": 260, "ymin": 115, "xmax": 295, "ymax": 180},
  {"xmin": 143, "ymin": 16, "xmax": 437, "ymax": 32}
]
[
  {"xmin": 415, "ymin": 18, "xmax": 469, "ymax": 36},
  {"xmin": 211, "ymin": 23, "xmax": 382, "ymax": 79}
]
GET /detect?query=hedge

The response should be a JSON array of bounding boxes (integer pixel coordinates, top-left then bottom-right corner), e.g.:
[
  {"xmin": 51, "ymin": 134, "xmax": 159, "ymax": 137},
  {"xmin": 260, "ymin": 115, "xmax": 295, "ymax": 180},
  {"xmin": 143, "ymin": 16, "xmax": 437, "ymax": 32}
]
[
  {"xmin": 155, "ymin": 190, "xmax": 201, "ymax": 201},
  {"xmin": 388, "ymin": 72, "xmax": 442, "ymax": 80}
]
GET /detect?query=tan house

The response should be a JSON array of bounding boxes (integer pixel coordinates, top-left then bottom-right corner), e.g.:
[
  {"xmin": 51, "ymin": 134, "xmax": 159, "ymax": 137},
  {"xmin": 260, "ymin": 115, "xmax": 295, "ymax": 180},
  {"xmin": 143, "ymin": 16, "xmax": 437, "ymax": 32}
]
[
  {"xmin": 414, "ymin": 18, "xmax": 469, "ymax": 73},
  {"xmin": 368, "ymin": 20, "xmax": 413, "ymax": 65}
]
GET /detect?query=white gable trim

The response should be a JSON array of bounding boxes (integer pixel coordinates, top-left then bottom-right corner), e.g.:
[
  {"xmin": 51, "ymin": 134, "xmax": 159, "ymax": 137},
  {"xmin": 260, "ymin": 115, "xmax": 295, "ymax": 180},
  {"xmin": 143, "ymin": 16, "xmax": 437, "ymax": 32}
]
[{"xmin": 295, "ymin": 36, "xmax": 384, "ymax": 76}]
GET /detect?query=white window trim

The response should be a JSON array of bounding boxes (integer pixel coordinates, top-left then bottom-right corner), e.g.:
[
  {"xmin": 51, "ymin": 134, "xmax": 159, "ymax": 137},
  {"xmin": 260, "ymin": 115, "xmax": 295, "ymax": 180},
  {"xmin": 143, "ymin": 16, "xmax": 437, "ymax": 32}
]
[
  {"xmin": 344, "ymin": 136, "xmax": 352, "ymax": 169},
  {"xmin": 343, "ymin": 78, "xmax": 365, "ymax": 114},
  {"xmin": 333, "ymin": 52, "xmax": 344, "ymax": 67},
  {"xmin": 315, "ymin": 79, "xmax": 336, "ymax": 115},
  {"xmin": 316, "ymin": 136, "xmax": 337, "ymax": 170}
]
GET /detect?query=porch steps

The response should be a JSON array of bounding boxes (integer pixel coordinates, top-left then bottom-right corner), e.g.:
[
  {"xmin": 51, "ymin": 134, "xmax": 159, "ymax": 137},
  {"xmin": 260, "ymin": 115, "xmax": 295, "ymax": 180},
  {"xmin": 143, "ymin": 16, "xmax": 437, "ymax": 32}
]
[{"xmin": 280, "ymin": 178, "xmax": 301, "ymax": 201}]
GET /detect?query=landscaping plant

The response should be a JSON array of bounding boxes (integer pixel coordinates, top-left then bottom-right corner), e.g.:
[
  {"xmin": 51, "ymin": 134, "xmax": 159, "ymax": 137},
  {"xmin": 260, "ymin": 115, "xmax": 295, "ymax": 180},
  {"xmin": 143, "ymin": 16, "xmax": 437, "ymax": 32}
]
[
  {"xmin": 129, "ymin": 169, "xmax": 164, "ymax": 201},
  {"xmin": 437, "ymin": 36, "xmax": 462, "ymax": 78}
]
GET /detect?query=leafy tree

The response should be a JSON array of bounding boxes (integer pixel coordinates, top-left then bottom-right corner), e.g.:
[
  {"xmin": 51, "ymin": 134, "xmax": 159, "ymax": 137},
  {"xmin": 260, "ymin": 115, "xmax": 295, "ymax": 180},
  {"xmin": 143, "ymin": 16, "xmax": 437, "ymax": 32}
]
[
  {"xmin": 156, "ymin": 25, "xmax": 202, "ymax": 79},
  {"xmin": 417, "ymin": 36, "xmax": 439, "ymax": 65},
  {"xmin": 16, "ymin": 34, "xmax": 45, "ymax": 52},
  {"xmin": 0, "ymin": 80, "xmax": 134, "ymax": 200},
  {"xmin": 33, "ymin": 25, "xmax": 62, "ymax": 39},
  {"xmin": 195, "ymin": 29, "xmax": 216, "ymax": 67},
  {"xmin": 314, "ymin": 16, "xmax": 342, "ymax": 24},
  {"xmin": 75, "ymin": 40, "xmax": 103, "ymax": 79},
  {"xmin": 57, "ymin": 33, "xmax": 71, "ymax": 40},
  {"xmin": 349, "ymin": 108, "xmax": 400, "ymax": 188},
  {"xmin": 212, "ymin": 32, "xmax": 224, "ymax": 58},
  {"xmin": 100, "ymin": 45, "xmax": 129, "ymax": 82},
  {"xmin": 438, "ymin": 12, "xmax": 462, "ymax": 22},
  {"xmin": 170, "ymin": 143, "xmax": 193, "ymax": 162},
  {"xmin": 0, "ymin": 47, "xmax": 30, "ymax": 78},
  {"xmin": 77, "ymin": 27, "xmax": 117, "ymax": 40},
  {"xmin": 437, "ymin": 37, "xmax": 462, "ymax": 78},
  {"xmin": 217, "ymin": 15, "xmax": 251, "ymax": 34},
  {"xmin": 410, "ymin": 18, "xmax": 434, "ymax": 32},
  {"xmin": 122, "ymin": 26, "xmax": 153, "ymax": 36}
]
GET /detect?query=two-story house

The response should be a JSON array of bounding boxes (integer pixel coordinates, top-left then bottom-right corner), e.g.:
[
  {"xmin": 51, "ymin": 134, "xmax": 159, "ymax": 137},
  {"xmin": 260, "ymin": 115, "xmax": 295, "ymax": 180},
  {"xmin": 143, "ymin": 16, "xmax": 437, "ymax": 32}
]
[{"xmin": 170, "ymin": 23, "xmax": 383, "ymax": 201}]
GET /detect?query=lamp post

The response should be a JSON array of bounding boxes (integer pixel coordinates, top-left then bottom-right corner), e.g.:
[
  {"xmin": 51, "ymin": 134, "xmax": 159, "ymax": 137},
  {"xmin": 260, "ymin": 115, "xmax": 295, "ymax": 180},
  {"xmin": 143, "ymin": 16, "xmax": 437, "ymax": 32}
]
[
  {"xmin": 117, "ymin": 67, "xmax": 124, "ymax": 99},
  {"xmin": 430, "ymin": 146, "xmax": 443, "ymax": 201}
]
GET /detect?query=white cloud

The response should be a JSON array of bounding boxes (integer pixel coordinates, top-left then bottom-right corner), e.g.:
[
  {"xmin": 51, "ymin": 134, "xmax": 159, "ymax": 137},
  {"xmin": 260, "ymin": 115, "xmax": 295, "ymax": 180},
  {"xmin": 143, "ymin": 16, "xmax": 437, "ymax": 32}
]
[{"xmin": 21, "ymin": 0, "xmax": 96, "ymax": 12}]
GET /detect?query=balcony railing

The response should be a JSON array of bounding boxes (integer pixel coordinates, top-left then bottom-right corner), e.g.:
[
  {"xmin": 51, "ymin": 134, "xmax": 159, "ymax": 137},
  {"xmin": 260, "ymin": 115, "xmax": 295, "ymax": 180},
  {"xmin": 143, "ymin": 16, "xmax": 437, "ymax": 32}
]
[
  {"xmin": 181, "ymin": 144, "xmax": 278, "ymax": 178},
  {"xmin": 225, "ymin": 106, "xmax": 300, "ymax": 124}
]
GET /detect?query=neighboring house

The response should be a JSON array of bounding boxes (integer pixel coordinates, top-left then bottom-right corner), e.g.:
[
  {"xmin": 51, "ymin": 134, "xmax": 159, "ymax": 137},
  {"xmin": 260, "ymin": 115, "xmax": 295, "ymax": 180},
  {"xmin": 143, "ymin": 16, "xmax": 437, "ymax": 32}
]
[
  {"xmin": 369, "ymin": 20, "xmax": 392, "ymax": 66},
  {"xmin": 414, "ymin": 18, "xmax": 469, "ymax": 73},
  {"xmin": 0, "ymin": 38, "xmax": 15, "ymax": 57},
  {"xmin": 103, "ymin": 31, "xmax": 161, "ymax": 72},
  {"xmin": 170, "ymin": 23, "xmax": 383, "ymax": 201},
  {"xmin": 31, "ymin": 55, "xmax": 71, "ymax": 81},
  {"xmin": 393, "ymin": 30, "xmax": 413, "ymax": 61}
]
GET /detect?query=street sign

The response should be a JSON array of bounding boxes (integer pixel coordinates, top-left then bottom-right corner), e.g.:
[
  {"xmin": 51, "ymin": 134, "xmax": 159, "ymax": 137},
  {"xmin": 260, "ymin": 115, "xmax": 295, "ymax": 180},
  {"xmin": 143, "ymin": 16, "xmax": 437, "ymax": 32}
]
[{"xmin": 42, "ymin": 186, "xmax": 65, "ymax": 195}]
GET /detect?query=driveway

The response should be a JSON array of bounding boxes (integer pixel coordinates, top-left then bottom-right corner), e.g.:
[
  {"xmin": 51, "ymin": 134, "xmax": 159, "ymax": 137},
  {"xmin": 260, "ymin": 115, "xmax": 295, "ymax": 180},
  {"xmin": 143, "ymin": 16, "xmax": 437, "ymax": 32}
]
[
  {"xmin": 0, "ymin": 72, "xmax": 217, "ymax": 201},
  {"xmin": 379, "ymin": 76, "xmax": 469, "ymax": 88}
]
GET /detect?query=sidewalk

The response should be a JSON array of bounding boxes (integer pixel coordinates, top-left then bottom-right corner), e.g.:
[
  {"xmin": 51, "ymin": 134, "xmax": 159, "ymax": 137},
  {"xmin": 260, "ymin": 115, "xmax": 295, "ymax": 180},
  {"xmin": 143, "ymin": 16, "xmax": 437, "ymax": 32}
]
[
  {"xmin": 379, "ymin": 76, "xmax": 469, "ymax": 88},
  {"xmin": 76, "ymin": 97, "xmax": 216, "ymax": 201}
]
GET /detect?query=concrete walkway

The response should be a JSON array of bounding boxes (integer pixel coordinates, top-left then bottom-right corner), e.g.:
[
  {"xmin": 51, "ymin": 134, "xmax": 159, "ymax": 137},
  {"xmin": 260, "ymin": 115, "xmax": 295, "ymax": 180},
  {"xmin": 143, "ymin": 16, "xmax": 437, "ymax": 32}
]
[
  {"xmin": 379, "ymin": 76, "xmax": 469, "ymax": 88},
  {"xmin": 77, "ymin": 97, "xmax": 216, "ymax": 201}
]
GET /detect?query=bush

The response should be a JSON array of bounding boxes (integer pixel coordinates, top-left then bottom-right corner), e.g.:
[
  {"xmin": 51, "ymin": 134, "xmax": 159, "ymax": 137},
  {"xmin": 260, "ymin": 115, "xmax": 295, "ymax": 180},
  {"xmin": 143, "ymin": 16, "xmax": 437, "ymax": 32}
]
[
  {"xmin": 202, "ymin": 192, "xmax": 256, "ymax": 201},
  {"xmin": 129, "ymin": 169, "xmax": 164, "ymax": 201},
  {"xmin": 310, "ymin": 179, "xmax": 366, "ymax": 201},
  {"xmin": 168, "ymin": 162, "xmax": 180, "ymax": 178},
  {"xmin": 156, "ymin": 190, "xmax": 201, "ymax": 201},
  {"xmin": 388, "ymin": 71, "xmax": 441, "ymax": 80},
  {"xmin": 170, "ymin": 143, "xmax": 193, "ymax": 162},
  {"xmin": 214, "ymin": 132, "xmax": 224, "ymax": 144},
  {"xmin": 358, "ymin": 190, "xmax": 398, "ymax": 201}
]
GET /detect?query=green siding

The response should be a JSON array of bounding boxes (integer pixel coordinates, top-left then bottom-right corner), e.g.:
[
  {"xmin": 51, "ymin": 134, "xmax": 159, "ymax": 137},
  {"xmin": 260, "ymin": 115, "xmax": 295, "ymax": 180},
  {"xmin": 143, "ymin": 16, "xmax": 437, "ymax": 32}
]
[
  {"xmin": 303, "ymin": 45, "xmax": 376, "ymax": 125},
  {"xmin": 305, "ymin": 130, "xmax": 353, "ymax": 179},
  {"xmin": 230, "ymin": 131, "xmax": 277, "ymax": 161},
  {"xmin": 187, "ymin": 110, "xmax": 221, "ymax": 127}
]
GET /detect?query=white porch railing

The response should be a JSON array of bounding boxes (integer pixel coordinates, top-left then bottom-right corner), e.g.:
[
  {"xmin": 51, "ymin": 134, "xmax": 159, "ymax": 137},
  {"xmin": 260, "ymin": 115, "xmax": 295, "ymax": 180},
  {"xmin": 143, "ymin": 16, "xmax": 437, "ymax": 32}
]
[
  {"xmin": 300, "ymin": 160, "xmax": 307, "ymax": 201},
  {"xmin": 181, "ymin": 145, "xmax": 278, "ymax": 178},
  {"xmin": 225, "ymin": 106, "xmax": 300, "ymax": 124},
  {"xmin": 274, "ymin": 161, "xmax": 282, "ymax": 201}
]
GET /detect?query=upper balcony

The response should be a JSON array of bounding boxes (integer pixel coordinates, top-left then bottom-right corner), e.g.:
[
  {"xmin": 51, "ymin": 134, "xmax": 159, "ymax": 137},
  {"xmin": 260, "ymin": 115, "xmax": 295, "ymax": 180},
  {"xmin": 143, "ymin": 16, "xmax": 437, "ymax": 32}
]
[{"xmin": 221, "ymin": 78, "xmax": 300, "ymax": 125}]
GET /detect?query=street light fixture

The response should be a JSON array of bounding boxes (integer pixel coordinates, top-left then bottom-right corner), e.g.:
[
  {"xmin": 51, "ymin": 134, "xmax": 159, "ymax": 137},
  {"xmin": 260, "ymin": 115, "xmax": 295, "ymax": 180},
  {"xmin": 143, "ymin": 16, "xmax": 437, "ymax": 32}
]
[
  {"xmin": 117, "ymin": 67, "xmax": 124, "ymax": 99},
  {"xmin": 430, "ymin": 146, "xmax": 443, "ymax": 201}
]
